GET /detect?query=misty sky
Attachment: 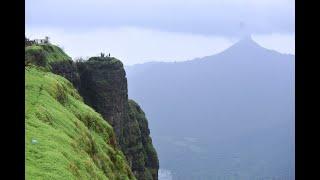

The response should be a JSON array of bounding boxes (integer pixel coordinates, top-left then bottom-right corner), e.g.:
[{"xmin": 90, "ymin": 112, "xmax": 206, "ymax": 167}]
[{"xmin": 26, "ymin": 0, "xmax": 295, "ymax": 65}]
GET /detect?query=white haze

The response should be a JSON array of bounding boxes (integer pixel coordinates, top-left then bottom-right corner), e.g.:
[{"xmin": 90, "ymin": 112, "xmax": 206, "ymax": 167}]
[{"xmin": 26, "ymin": 27, "xmax": 294, "ymax": 65}]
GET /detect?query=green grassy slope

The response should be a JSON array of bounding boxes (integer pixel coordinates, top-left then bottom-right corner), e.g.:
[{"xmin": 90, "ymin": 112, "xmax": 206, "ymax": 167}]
[
  {"xmin": 25, "ymin": 44, "xmax": 71, "ymax": 69},
  {"xmin": 25, "ymin": 66, "xmax": 136, "ymax": 180}
]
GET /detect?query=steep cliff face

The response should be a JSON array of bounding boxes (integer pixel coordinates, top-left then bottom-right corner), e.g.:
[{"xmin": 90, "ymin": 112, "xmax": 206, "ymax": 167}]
[
  {"xmin": 76, "ymin": 57, "xmax": 128, "ymax": 145},
  {"xmin": 26, "ymin": 42, "xmax": 160, "ymax": 180},
  {"xmin": 128, "ymin": 100, "xmax": 159, "ymax": 179},
  {"xmin": 74, "ymin": 56, "xmax": 159, "ymax": 180}
]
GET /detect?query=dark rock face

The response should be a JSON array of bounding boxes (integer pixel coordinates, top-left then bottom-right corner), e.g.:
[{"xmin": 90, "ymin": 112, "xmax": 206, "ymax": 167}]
[
  {"xmin": 76, "ymin": 57, "xmax": 128, "ymax": 141},
  {"xmin": 50, "ymin": 60, "xmax": 81, "ymax": 89},
  {"xmin": 54, "ymin": 56, "xmax": 159, "ymax": 180},
  {"xmin": 128, "ymin": 100, "xmax": 159, "ymax": 180}
]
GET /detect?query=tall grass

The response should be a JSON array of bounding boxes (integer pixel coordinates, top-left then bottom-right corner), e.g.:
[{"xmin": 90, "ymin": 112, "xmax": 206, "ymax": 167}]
[{"xmin": 25, "ymin": 66, "xmax": 135, "ymax": 180}]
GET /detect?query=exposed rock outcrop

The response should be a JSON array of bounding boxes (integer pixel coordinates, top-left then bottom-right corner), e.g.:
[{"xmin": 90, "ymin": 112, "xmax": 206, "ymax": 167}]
[
  {"xmin": 55, "ymin": 56, "xmax": 159, "ymax": 180},
  {"xmin": 50, "ymin": 60, "xmax": 81, "ymax": 89},
  {"xmin": 128, "ymin": 100, "xmax": 159, "ymax": 179}
]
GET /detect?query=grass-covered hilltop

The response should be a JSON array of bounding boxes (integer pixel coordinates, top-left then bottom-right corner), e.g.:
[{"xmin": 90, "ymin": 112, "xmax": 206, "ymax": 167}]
[{"xmin": 25, "ymin": 38, "xmax": 159, "ymax": 180}]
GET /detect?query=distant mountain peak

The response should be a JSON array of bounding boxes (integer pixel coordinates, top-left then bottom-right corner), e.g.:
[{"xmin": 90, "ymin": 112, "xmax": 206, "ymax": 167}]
[
  {"xmin": 236, "ymin": 35, "xmax": 260, "ymax": 47},
  {"xmin": 220, "ymin": 35, "xmax": 266, "ymax": 55}
]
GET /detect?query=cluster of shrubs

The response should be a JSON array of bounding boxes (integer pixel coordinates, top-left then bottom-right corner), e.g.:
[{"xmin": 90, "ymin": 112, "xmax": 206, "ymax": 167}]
[{"xmin": 25, "ymin": 46, "xmax": 47, "ymax": 67}]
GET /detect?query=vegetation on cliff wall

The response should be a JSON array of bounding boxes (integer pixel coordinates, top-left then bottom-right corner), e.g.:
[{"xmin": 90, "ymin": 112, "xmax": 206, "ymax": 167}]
[
  {"xmin": 25, "ymin": 66, "xmax": 135, "ymax": 180},
  {"xmin": 128, "ymin": 100, "xmax": 159, "ymax": 180}
]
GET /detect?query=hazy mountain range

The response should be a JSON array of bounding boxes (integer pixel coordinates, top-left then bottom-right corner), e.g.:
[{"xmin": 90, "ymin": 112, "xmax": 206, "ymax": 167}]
[{"xmin": 125, "ymin": 36, "xmax": 295, "ymax": 180}]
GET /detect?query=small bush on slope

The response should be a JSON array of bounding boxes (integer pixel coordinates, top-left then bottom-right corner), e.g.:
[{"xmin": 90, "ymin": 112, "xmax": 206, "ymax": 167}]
[{"xmin": 25, "ymin": 66, "xmax": 136, "ymax": 180}]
